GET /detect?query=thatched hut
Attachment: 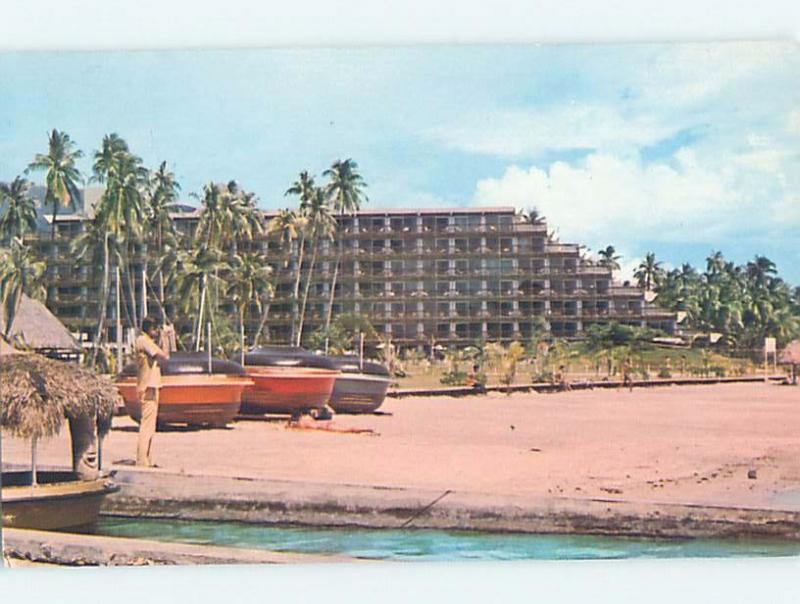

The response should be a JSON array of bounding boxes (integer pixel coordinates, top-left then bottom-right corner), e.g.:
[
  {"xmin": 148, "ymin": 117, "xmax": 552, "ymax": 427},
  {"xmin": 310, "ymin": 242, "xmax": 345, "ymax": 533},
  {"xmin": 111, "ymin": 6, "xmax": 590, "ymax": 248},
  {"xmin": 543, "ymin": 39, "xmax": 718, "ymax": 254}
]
[
  {"xmin": 0, "ymin": 347, "xmax": 120, "ymax": 481},
  {"xmin": 0, "ymin": 294, "xmax": 81, "ymax": 361}
]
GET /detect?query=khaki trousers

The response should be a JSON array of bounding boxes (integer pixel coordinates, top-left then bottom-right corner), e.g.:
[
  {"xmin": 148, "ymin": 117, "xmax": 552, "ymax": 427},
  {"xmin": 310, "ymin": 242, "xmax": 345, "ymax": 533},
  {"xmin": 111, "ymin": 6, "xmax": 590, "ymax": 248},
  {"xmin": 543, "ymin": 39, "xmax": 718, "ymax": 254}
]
[{"xmin": 136, "ymin": 387, "xmax": 160, "ymax": 466}]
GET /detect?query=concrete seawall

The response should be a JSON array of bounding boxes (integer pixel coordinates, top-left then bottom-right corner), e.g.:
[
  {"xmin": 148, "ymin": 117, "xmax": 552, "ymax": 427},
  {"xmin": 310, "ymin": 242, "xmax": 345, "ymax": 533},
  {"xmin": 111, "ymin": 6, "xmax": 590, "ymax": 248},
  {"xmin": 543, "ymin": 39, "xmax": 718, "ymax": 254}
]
[{"xmin": 101, "ymin": 468, "xmax": 800, "ymax": 540}]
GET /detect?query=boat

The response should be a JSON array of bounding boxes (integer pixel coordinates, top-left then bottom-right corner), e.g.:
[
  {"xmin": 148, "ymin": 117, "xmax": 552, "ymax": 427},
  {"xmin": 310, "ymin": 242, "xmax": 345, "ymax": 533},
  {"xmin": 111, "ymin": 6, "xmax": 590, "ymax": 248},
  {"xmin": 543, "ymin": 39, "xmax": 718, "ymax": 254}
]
[
  {"xmin": 115, "ymin": 352, "xmax": 252, "ymax": 428},
  {"xmin": 241, "ymin": 346, "xmax": 339, "ymax": 417},
  {"xmin": 2, "ymin": 470, "xmax": 119, "ymax": 531},
  {"xmin": 327, "ymin": 356, "xmax": 392, "ymax": 414}
]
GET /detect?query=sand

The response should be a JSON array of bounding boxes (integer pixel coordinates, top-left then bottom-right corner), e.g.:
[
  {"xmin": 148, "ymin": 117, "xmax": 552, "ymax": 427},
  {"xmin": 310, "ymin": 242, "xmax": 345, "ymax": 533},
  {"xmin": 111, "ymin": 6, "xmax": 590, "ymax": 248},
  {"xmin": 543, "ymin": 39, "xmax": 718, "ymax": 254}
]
[{"xmin": 3, "ymin": 382, "xmax": 800, "ymax": 512}]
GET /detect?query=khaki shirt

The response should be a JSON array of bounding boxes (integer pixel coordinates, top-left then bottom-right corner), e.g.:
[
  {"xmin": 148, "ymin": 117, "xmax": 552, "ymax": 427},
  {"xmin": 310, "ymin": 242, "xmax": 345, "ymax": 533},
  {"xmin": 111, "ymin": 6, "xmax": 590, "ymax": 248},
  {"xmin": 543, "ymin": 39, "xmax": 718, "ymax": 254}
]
[{"xmin": 134, "ymin": 334, "xmax": 166, "ymax": 394}]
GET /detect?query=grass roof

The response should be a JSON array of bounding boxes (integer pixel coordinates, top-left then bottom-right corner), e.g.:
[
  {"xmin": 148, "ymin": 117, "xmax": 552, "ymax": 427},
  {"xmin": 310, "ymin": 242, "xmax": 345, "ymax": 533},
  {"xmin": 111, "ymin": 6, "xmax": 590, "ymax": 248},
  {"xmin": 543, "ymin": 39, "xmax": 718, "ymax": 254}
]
[{"xmin": 0, "ymin": 354, "xmax": 120, "ymax": 440}]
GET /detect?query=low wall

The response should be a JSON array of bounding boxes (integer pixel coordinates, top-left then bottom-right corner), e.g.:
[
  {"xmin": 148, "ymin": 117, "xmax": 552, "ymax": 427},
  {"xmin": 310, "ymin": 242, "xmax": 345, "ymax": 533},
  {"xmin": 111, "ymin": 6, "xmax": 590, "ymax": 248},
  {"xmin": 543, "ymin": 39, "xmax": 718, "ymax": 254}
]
[
  {"xmin": 390, "ymin": 375, "xmax": 786, "ymax": 398},
  {"xmin": 100, "ymin": 468, "xmax": 800, "ymax": 540}
]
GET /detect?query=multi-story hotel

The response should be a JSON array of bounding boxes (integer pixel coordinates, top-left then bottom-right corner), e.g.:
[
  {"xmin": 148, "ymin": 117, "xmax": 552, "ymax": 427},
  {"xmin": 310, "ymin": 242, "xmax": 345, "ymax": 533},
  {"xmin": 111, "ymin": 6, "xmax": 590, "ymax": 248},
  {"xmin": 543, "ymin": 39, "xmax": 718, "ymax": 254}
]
[{"xmin": 22, "ymin": 187, "xmax": 676, "ymax": 351}]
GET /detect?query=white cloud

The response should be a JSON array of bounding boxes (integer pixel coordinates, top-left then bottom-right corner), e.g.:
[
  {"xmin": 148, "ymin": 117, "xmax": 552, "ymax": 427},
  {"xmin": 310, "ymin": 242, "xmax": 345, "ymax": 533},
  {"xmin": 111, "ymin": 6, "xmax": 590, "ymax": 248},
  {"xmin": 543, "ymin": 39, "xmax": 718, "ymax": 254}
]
[
  {"xmin": 429, "ymin": 103, "xmax": 675, "ymax": 158},
  {"xmin": 474, "ymin": 149, "xmax": 794, "ymax": 252}
]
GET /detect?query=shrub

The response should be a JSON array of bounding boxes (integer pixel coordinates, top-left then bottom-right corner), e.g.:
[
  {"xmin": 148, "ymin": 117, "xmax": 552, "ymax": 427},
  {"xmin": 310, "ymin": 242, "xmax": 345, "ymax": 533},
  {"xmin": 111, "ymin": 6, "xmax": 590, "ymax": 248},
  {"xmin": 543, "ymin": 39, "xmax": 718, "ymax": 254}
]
[
  {"xmin": 658, "ymin": 368, "xmax": 672, "ymax": 379},
  {"xmin": 440, "ymin": 370, "xmax": 468, "ymax": 386}
]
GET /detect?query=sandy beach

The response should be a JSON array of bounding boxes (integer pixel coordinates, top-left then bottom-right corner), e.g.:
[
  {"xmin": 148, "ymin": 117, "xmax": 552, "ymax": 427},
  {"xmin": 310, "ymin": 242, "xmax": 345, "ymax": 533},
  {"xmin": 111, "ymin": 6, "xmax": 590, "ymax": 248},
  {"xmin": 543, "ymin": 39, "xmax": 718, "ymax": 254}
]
[{"xmin": 4, "ymin": 382, "xmax": 800, "ymax": 516}]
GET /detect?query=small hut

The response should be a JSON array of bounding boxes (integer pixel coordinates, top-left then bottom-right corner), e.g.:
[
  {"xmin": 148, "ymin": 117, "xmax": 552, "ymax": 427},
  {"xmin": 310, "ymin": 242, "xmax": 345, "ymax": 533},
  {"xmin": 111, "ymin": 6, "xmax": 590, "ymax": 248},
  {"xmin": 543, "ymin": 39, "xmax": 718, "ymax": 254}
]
[
  {"xmin": 779, "ymin": 340, "xmax": 800, "ymax": 385},
  {"xmin": 0, "ymin": 294, "xmax": 81, "ymax": 361},
  {"xmin": 0, "ymin": 346, "xmax": 120, "ymax": 481}
]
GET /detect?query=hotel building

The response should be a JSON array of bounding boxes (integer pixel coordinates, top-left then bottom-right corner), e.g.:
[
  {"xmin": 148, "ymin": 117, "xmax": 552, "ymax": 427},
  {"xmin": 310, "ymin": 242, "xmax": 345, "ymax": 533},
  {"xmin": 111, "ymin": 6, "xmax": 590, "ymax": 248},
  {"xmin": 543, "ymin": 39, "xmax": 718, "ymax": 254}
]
[{"xmin": 31, "ymin": 196, "xmax": 676, "ymax": 351}]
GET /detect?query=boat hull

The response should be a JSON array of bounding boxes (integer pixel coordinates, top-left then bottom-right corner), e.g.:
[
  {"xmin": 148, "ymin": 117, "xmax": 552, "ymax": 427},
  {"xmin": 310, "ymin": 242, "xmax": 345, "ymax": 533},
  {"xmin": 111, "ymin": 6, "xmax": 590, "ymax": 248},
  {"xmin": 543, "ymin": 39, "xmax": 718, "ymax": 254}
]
[
  {"xmin": 329, "ymin": 374, "xmax": 391, "ymax": 414},
  {"xmin": 241, "ymin": 367, "xmax": 338, "ymax": 415},
  {"xmin": 116, "ymin": 375, "xmax": 252, "ymax": 427},
  {"xmin": 1, "ymin": 471, "xmax": 119, "ymax": 531}
]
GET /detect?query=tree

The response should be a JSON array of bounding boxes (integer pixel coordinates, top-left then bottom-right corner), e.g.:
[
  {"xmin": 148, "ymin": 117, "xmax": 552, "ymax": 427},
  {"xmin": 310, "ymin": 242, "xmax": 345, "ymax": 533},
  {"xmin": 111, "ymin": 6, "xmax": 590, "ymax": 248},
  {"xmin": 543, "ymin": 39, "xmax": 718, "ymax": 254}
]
[
  {"xmin": 175, "ymin": 243, "xmax": 230, "ymax": 350},
  {"xmin": 323, "ymin": 158, "xmax": 368, "ymax": 331},
  {"xmin": 0, "ymin": 176, "xmax": 38, "ymax": 245},
  {"xmin": 91, "ymin": 134, "xmax": 149, "ymax": 331},
  {"xmin": 0, "ymin": 239, "xmax": 46, "ymax": 338},
  {"xmin": 146, "ymin": 161, "xmax": 181, "ymax": 310},
  {"xmin": 226, "ymin": 251, "xmax": 273, "ymax": 356},
  {"xmin": 597, "ymin": 245, "xmax": 621, "ymax": 271},
  {"xmin": 516, "ymin": 207, "xmax": 545, "ymax": 225},
  {"xmin": 26, "ymin": 129, "xmax": 84, "ymax": 241},
  {"xmin": 285, "ymin": 171, "xmax": 317, "ymax": 339},
  {"xmin": 633, "ymin": 252, "xmax": 664, "ymax": 291},
  {"xmin": 296, "ymin": 187, "xmax": 335, "ymax": 346}
]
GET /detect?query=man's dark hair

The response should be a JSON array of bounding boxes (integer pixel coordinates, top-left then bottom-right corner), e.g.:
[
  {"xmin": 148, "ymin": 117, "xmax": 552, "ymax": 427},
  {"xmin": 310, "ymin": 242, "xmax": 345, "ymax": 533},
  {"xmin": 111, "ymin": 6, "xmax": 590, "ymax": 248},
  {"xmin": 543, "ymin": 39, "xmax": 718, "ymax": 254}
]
[{"xmin": 142, "ymin": 316, "xmax": 160, "ymax": 333}]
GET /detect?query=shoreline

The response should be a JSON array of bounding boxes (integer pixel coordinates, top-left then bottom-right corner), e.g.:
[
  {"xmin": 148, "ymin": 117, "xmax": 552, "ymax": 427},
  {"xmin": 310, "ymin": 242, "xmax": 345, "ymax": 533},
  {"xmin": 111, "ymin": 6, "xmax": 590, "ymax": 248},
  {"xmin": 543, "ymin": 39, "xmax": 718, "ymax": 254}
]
[
  {"xmin": 6, "ymin": 382, "xmax": 800, "ymax": 554},
  {"xmin": 99, "ymin": 467, "xmax": 800, "ymax": 541}
]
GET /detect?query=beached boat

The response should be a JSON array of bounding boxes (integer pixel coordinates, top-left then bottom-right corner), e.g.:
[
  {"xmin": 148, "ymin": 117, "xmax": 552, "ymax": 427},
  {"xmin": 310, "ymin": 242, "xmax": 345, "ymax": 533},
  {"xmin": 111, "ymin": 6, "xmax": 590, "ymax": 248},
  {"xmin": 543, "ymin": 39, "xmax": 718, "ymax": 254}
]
[
  {"xmin": 241, "ymin": 346, "xmax": 339, "ymax": 416},
  {"xmin": 2, "ymin": 470, "xmax": 119, "ymax": 531},
  {"xmin": 116, "ymin": 352, "xmax": 252, "ymax": 428},
  {"xmin": 327, "ymin": 356, "xmax": 392, "ymax": 414}
]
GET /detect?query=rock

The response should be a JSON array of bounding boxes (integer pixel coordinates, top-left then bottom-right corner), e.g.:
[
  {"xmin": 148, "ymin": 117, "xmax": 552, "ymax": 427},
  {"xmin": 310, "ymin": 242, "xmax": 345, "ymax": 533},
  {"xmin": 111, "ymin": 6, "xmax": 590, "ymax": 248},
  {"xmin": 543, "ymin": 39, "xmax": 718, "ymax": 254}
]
[{"xmin": 748, "ymin": 469, "xmax": 758, "ymax": 480}]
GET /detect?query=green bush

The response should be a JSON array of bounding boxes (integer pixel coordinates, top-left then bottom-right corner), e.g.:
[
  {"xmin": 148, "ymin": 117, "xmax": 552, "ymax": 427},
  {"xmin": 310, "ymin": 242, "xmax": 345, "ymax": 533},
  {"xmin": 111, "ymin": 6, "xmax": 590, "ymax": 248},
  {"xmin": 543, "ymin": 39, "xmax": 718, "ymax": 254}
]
[
  {"xmin": 440, "ymin": 370, "xmax": 468, "ymax": 386},
  {"xmin": 658, "ymin": 368, "xmax": 672, "ymax": 378}
]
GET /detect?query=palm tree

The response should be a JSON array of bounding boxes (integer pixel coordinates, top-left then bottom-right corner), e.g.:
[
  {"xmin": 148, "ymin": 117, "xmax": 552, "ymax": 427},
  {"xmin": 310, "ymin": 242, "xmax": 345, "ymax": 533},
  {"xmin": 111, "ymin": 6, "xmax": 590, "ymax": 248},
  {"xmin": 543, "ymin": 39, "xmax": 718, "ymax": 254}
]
[
  {"xmin": 0, "ymin": 239, "xmax": 47, "ymax": 338},
  {"xmin": 296, "ymin": 187, "xmax": 335, "ymax": 346},
  {"xmin": 72, "ymin": 214, "xmax": 116, "ymax": 366},
  {"xmin": 146, "ymin": 161, "xmax": 181, "ymax": 310},
  {"xmin": 323, "ymin": 158, "xmax": 368, "ymax": 331},
  {"xmin": 91, "ymin": 135, "xmax": 149, "ymax": 330},
  {"xmin": 175, "ymin": 243, "xmax": 230, "ymax": 350},
  {"xmin": 226, "ymin": 251, "xmax": 273, "ymax": 357},
  {"xmin": 0, "ymin": 176, "xmax": 38, "ymax": 245},
  {"xmin": 26, "ymin": 129, "xmax": 84, "ymax": 241},
  {"xmin": 517, "ymin": 207, "xmax": 545, "ymax": 225},
  {"xmin": 285, "ymin": 171, "xmax": 317, "ymax": 339},
  {"xmin": 597, "ymin": 245, "xmax": 621, "ymax": 272},
  {"xmin": 633, "ymin": 252, "xmax": 664, "ymax": 291},
  {"xmin": 196, "ymin": 181, "xmax": 262, "ymax": 250}
]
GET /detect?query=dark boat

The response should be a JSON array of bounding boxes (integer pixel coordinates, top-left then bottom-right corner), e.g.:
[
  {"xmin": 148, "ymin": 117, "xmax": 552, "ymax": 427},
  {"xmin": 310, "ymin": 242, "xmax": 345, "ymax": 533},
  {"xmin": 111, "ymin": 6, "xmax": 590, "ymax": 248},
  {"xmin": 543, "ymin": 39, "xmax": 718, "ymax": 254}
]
[
  {"xmin": 241, "ymin": 346, "xmax": 339, "ymax": 416},
  {"xmin": 116, "ymin": 352, "xmax": 252, "ymax": 428},
  {"xmin": 327, "ymin": 356, "xmax": 392, "ymax": 414},
  {"xmin": 1, "ymin": 470, "xmax": 119, "ymax": 531}
]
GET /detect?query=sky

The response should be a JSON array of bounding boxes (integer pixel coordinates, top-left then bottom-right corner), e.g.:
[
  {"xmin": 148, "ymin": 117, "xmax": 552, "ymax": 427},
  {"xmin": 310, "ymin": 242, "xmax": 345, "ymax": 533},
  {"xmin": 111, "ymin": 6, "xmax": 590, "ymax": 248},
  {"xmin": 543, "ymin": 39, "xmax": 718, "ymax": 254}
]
[{"xmin": 1, "ymin": 42, "xmax": 799, "ymax": 282}]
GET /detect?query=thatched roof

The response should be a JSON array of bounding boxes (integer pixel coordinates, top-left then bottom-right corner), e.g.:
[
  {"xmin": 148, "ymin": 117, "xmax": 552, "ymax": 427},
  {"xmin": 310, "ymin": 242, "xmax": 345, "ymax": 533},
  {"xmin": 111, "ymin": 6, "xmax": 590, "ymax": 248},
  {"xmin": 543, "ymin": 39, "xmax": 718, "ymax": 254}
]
[
  {"xmin": 0, "ymin": 294, "xmax": 80, "ymax": 352},
  {"xmin": 0, "ymin": 354, "xmax": 120, "ymax": 439},
  {"xmin": 779, "ymin": 340, "xmax": 800, "ymax": 365}
]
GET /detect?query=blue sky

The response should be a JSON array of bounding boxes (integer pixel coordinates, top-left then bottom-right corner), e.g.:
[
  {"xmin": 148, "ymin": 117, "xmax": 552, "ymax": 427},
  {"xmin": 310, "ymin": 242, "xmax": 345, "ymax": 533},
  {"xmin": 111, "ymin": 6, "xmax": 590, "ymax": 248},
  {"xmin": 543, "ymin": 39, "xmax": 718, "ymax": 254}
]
[{"xmin": 1, "ymin": 43, "xmax": 799, "ymax": 282}]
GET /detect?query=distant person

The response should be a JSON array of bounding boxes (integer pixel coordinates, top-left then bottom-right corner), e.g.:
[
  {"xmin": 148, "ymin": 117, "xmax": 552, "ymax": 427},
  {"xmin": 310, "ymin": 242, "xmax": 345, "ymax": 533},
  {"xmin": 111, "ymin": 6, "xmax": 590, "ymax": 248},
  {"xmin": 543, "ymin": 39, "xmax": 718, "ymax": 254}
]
[
  {"xmin": 556, "ymin": 364, "xmax": 571, "ymax": 391},
  {"xmin": 466, "ymin": 363, "xmax": 485, "ymax": 393},
  {"xmin": 134, "ymin": 316, "xmax": 171, "ymax": 467},
  {"xmin": 622, "ymin": 357, "xmax": 634, "ymax": 392}
]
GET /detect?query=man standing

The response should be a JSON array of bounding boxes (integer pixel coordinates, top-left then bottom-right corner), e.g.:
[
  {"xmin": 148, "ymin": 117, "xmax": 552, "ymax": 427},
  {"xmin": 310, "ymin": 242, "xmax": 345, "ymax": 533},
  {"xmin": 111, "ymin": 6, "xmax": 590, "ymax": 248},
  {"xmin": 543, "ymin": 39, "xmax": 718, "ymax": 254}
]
[{"xmin": 135, "ymin": 316, "xmax": 170, "ymax": 467}]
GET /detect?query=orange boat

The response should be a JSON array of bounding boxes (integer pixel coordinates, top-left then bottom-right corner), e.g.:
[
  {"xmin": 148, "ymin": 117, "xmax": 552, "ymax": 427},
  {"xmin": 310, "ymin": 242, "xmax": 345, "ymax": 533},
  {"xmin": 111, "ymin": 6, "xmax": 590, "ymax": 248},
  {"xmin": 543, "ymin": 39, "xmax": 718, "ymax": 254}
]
[
  {"xmin": 241, "ymin": 346, "xmax": 339, "ymax": 417},
  {"xmin": 116, "ymin": 352, "xmax": 252, "ymax": 428}
]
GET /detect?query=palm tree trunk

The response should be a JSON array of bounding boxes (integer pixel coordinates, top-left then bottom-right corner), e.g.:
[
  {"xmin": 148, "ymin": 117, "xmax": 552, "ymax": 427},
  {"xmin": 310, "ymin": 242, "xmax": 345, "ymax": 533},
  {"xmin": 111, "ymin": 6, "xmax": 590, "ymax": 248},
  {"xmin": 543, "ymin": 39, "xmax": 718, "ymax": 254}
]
[
  {"xmin": 325, "ymin": 220, "xmax": 343, "ymax": 331},
  {"xmin": 253, "ymin": 296, "xmax": 271, "ymax": 347},
  {"xmin": 90, "ymin": 232, "xmax": 111, "ymax": 368},
  {"xmin": 297, "ymin": 238, "xmax": 318, "ymax": 346},
  {"xmin": 291, "ymin": 233, "xmax": 306, "ymax": 344}
]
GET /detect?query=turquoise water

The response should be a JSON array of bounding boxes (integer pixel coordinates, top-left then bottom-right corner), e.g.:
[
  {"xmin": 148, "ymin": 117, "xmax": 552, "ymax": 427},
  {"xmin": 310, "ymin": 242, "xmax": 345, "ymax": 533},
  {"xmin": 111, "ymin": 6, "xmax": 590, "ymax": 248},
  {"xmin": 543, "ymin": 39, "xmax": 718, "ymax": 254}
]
[{"xmin": 95, "ymin": 517, "xmax": 800, "ymax": 560}]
